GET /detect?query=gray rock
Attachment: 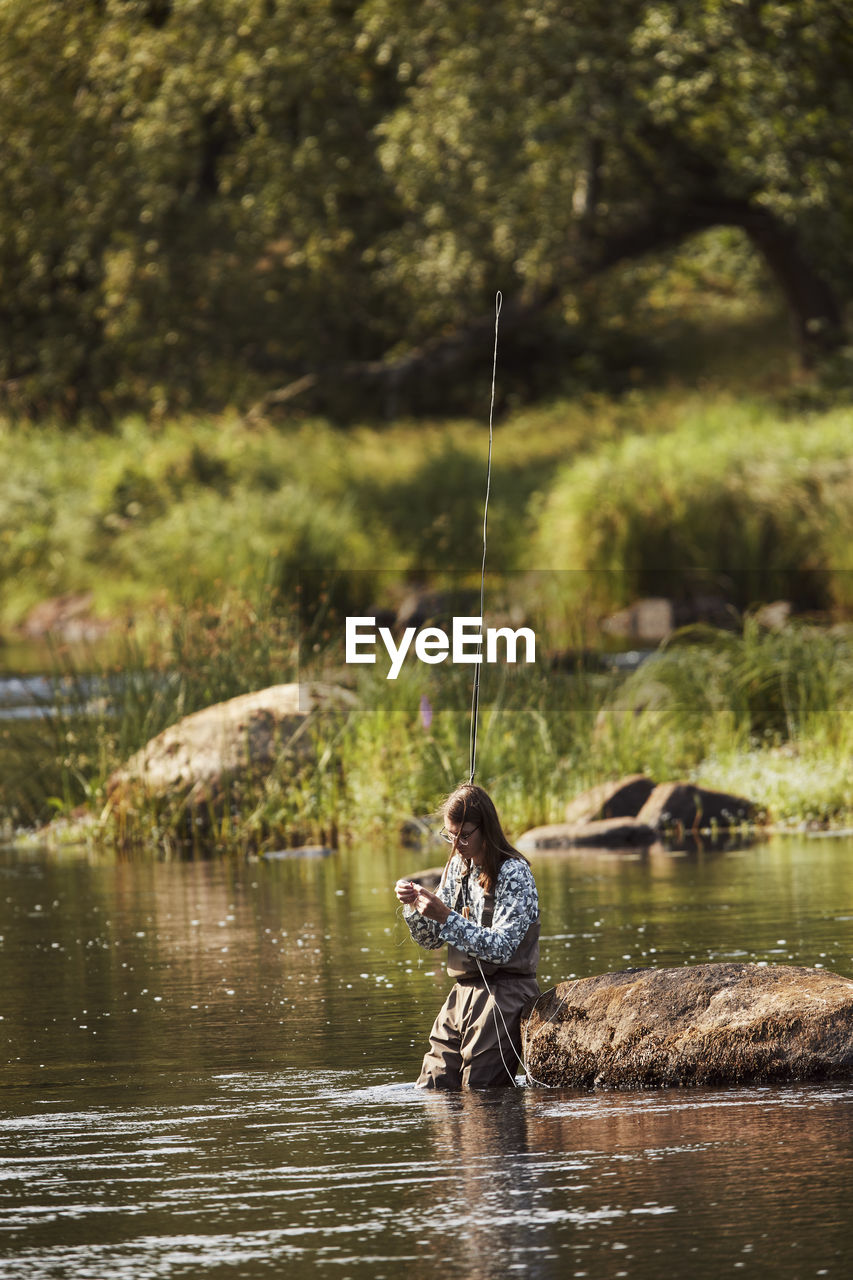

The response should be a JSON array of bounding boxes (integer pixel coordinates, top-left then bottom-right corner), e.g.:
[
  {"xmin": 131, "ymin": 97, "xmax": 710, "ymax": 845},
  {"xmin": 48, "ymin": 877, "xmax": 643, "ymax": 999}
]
[
  {"xmin": 753, "ymin": 600, "xmax": 793, "ymax": 630},
  {"xmin": 638, "ymin": 782, "xmax": 759, "ymax": 831},
  {"xmin": 399, "ymin": 814, "xmax": 444, "ymax": 848},
  {"xmin": 564, "ymin": 775, "xmax": 656, "ymax": 825},
  {"xmin": 521, "ymin": 962, "xmax": 853, "ymax": 1089},
  {"xmin": 517, "ymin": 818, "xmax": 658, "ymax": 852},
  {"xmin": 107, "ymin": 682, "xmax": 355, "ymax": 811}
]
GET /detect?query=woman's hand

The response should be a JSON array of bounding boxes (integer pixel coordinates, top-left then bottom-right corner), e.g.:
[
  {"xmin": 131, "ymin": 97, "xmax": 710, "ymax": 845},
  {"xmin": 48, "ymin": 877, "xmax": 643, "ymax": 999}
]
[
  {"xmin": 395, "ymin": 878, "xmax": 419, "ymax": 905},
  {"xmin": 395, "ymin": 879, "xmax": 451, "ymax": 924}
]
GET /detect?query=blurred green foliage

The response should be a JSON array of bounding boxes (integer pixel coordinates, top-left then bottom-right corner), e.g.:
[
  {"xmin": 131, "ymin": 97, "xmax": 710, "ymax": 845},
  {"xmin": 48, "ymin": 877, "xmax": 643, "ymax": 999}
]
[
  {"xmin": 1, "ymin": 1, "xmax": 852, "ymax": 417},
  {"xmin": 532, "ymin": 401, "xmax": 853, "ymax": 614},
  {"xmin": 0, "ymin": 0, "xmax": 399, "ymax": 417},
  {"xmin": 1, "ymin": 387, "xmax": 851, "ymax": 629}
]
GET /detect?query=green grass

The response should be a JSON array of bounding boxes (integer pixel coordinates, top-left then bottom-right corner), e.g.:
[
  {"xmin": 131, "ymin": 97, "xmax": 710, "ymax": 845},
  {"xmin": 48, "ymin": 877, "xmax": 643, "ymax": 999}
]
[
  {"xmin": 0, "ymin": 415, "xmax": 398, "ymax": 625},
  {"xmin": 531, "ymin": 400, "xmax": 853, "ymax": 615},
  {"xmin": 3, "ymin": 612, "xmax": 850, "ymax": 852},
  {"xmin": 0, "ymin": 222, "xmax": 841, "ymax": 631},
  {"xmin": 589, "ymin": 620, "xmax": 853, "ymax": 825},
  {"xmin": 2, "ymin": 390, "xmax": 852, "ymax": 632},
  {"xmin": 2, "ymin": 293, "xmax": 852, "ymax": 851}
]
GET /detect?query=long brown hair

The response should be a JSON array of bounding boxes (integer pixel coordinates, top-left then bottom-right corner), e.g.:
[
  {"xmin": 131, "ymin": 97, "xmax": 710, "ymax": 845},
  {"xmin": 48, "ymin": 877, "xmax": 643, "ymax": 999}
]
[{"xmin": 442, "ymin": 783, "xmax": 528, "ymax": 894}]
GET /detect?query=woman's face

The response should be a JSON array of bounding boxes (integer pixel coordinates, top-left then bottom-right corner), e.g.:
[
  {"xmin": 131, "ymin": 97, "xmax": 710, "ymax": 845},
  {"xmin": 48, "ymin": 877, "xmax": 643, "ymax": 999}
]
[{"xmin": 445, "ymin": 817, "xmax": 485, "ymax": 866}]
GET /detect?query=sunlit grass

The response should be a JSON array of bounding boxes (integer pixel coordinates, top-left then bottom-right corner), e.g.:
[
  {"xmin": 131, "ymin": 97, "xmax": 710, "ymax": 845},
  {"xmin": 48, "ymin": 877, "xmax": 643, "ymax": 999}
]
[
  {"xmin": 2, "ymin": 334, "xmax": 852, "ymax": 850},
  {"xmin": 694, "ymin": 737, "xmax": 853, "ymax": 831},
  {"xmin": 531, "ymin": 401, "xmax": 853, "ymax": 614},
  {"xmin": 3, "ymin": 612, "xmax": 850, "ymax": 852},
  {"xmin": 4, "ymin": 380, "xmax": 851, "ymax": 630}
]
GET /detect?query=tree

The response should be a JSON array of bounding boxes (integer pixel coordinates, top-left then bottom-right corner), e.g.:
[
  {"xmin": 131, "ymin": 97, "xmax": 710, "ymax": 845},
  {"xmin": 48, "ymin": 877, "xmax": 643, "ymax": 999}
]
[
  {"xmin": 357, "ymin": 0, "xmax": 852, "ymax": 373},
  {"xmin": 0, "ymin": 0, "xmax": 401, "ymax": 417},
  {"xmin": 1, "ymin": 0, "xmax": 852, "ymax": 417}
]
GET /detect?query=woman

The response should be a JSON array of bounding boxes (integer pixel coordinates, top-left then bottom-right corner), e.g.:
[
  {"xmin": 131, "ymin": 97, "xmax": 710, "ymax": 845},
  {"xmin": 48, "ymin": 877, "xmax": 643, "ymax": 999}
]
[{"xmin": 395, "ymin": 783, "xmax": 540, "ymax": 1089}]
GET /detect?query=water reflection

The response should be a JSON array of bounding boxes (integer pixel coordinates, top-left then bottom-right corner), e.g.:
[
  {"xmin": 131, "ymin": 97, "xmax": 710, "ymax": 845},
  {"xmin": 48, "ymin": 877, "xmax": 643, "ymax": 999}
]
[
  {"xmin": 414, "ymin": 1090, "xmax": 540, "ymax": 1277},
  {"xmin": 3, "ymin": 1069, "xmax": 852, "ymax": 1280},
  {"xmin": 1, "ymin": 838, "xmax": 853, "ymax": 1278},
  {"xmin": 520, "ymin": 1084, "xmax": 853, "ymax": 1278}
]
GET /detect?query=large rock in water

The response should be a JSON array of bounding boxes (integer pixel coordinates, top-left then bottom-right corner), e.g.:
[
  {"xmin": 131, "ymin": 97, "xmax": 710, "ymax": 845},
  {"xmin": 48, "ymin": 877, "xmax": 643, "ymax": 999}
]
[
  {"xmin": 517, "ymin": 818, "xmax": 658, "ymax": 853},
  {"xmin": 637, "ymin": 782, "xmax": 758, "ymax": 831},
  {"xmin": 563, "ymin": 774, "xmax": 656, "ymax": 825},
  {"xmin": 107, "ymin": 682, "xmax": 355, "ymax": 811},
  {"xmin": 521, "ymin": 963, "xmax": 853, "ymax": 1089}
]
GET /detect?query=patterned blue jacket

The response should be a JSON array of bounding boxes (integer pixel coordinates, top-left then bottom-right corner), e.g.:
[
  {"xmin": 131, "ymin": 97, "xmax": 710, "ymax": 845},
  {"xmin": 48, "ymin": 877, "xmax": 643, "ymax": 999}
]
[{"xmin": 404, "ymin": 852, "xmax": 539, "ymax": 975}]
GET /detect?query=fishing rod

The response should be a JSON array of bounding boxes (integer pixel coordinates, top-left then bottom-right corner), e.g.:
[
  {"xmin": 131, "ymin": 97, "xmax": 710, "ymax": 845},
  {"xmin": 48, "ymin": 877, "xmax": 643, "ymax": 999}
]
[
  {"xmin": 462, "ymin": 292, "xmax": 527, "ymax": 1087},
  {"xmin": 468, "ymin": 290, "xmax": 502, "ymax": 785},
  {"xmin": 417, "ymin": 295, "xmax": 554, "ymax": 1087}
]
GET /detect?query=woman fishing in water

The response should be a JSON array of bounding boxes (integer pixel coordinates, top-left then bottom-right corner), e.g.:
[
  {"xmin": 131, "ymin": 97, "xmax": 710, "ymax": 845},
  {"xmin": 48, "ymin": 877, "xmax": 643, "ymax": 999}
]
[
  {"xmin": 395, "ymin": 783, "xmax": 540, "ymax": 1088},
  {"xmin": 394, "ymin": 299, "xmax": 540, "ymax": 1087}
]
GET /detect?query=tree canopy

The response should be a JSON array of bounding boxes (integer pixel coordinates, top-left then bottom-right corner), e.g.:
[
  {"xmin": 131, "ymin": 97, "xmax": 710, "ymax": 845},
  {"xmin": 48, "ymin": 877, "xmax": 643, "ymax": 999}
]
[{"xmin": 1, "ymin": 0, "xmax": 852, "ymax": 419}]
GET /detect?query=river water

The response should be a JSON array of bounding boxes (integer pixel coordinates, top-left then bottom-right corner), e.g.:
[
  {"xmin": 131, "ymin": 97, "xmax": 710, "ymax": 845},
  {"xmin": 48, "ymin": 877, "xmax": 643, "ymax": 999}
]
[{"xmin": 2, "ymin": 835, "xmax": 852, "ymax": 1278}]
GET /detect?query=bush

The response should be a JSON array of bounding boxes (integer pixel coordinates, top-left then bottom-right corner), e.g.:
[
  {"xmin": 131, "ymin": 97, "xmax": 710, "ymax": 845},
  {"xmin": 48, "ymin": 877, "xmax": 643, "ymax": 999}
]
[
  {"xmin": 600, "ymin": 619, "xmax": 853, "ymax": 754},
  {"xmin": 531, "ymin": 402, "xmax": 853, "ymax": 615}
]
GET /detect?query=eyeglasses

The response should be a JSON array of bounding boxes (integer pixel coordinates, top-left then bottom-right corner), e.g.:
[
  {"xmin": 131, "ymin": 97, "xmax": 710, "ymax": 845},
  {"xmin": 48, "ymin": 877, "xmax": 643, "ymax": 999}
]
[{"xmin": 439, "ymin": 825, "xmax": 480, "ymax": 848}]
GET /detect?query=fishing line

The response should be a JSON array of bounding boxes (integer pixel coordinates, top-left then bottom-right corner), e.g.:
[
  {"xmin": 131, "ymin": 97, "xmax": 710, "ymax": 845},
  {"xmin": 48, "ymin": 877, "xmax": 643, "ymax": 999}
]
[
  {"xmin": 473, "ymin": 959, "xmax": 572, "ymax": 1087},
  {"xmin": 468, "ymin": 290, "xmax": 502, "ymax": 785},
  {"xmin": 520, "ymin": 985, "xmax": 576, "ymax": 1087},
  {"xmin": 468, "ymin": 296, "xmax": 535, "ymax": 1088},
  {"xmin": 403, "ymin": 293, "xmax": 546, "ymax": 1089},
  {"xmin": 473, "ymin": 956, "xmax": 526, "ymax": 1086}
]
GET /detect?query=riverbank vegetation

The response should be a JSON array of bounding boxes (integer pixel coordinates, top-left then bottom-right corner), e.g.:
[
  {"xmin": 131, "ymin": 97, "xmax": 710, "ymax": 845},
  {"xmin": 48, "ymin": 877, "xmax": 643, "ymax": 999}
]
[
  {"xmin": 533, "ymin": 403, "xmax": 853, "ymax": 615},
  {"xmin": 3, "ymin": 382, "xmax": 852, "ymax": 632},
  {"xmin": 2, "ymin": 4, "xmax": 852, "ymax": 852},
  {"xmin": 2, "ymin": 337, "xmax": 852, "ymax": 851},
  {"xmin": 2, "ymin": 339, "xmax": 853, "ymax": 851},
  {"xmin": 2, "ymin": 598, "xmax": 851, "ymax": 852}
]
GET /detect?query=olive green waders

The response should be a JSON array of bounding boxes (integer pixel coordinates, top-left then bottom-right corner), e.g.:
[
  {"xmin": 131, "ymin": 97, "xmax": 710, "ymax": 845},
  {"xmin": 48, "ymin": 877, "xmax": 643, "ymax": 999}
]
[
  {"xmin": 416, "ymin": 971, "xmax": 541, "ymax": 1089},
  {"xmin": 417, "ymin": 883, "xmax": 541, "ymax": 1089}
]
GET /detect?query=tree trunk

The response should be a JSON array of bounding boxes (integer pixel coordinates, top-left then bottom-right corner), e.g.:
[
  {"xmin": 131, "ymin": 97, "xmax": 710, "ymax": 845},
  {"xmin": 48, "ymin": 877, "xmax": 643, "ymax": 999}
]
[
  {"xmin": 587, "ymin": 195, "xmax": 844, "ymax": 367},
  {"xmin": 737, "ymin": 208, "xmax": 844, "ymax": 365},
  {"xmin": 245, "ymin": 285, "xmax": 560, "ymax": 422}
]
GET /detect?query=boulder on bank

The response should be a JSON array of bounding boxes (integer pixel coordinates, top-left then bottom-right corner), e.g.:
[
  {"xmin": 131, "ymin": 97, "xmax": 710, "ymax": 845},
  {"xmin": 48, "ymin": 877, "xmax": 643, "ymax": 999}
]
[
  {"xmin": 521, "ymin": 963, "xmax": 853, "ymax": 1089},
  {"xmin": 519, "ymin": 779, "xmax": 762, "ymax": 851},
  {"xmin": 638, "ymin": 782, "xmax": 759, "ymax": 831},
  {"xmin": 600, "ymin": 596, "xmax": 675, "ymax": 643},
  {"xmin": 517, "ymin": 818, "xmax": 658, "ymax": 853},
  {"xmin": 107, "ymin": 682, "xmax": 355, "ymax": 811},
  {"xmin": 564, "ymin": 774, "xmax": 657, "ymax": 825}
]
